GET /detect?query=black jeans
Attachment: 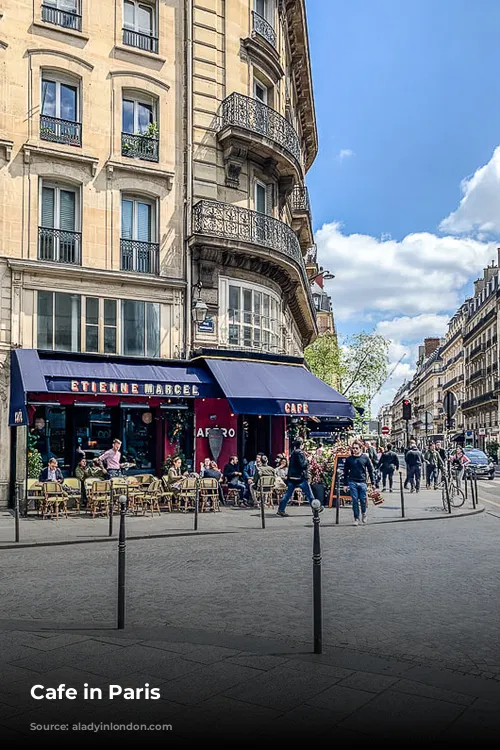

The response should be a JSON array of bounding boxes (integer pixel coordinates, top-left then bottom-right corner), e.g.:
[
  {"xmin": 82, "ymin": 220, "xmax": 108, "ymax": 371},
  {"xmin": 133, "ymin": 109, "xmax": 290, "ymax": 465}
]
[
  {"xmin": 407, "ymin": 465, "xmax": 421, "ymax": 491},
  {"xmin": 426, "ymin": 464, "xmax": 438, "ymax": 487},
  {"xmin": 381, "ymin": 467, "xmax": 395, "ymax": 489}
]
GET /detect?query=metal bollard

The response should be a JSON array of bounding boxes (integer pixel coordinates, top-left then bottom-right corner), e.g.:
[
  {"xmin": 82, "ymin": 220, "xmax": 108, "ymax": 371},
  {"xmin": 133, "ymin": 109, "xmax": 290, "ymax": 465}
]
[
  {"xmin": 399, "ymin": 472, "xmax": 405, "ymax": 518},
  {"xmin": 15, "ymin": 483, "xmax": 20, "ymax": 543},
  {"xmin": 108, "ymin": 479, "xmax": 114, "ymax": 537},
  {"xmin": 474, "ymin": 470, "xmax": 479, "ymax": 509},
  {"xmin": 470, "ymin": 472, "xmax": 476, "ymax": 509},
  {"xmin": 311, "ymin": 499, "xmax": 322, "ymax": 654},
  {"xmin": 443, "ymin": 475, "xmax": 452, "ymax": 514},
  {"xmin": 260, "ymin": 486, "xmax": 266, "ymax": 529},
  {"xmin": 335, "ymin": 470, "xmax": 340, "ymax": 525},
  {"xmin": 194, "ymin": 480, "xmax": 199, "ymax": 531},
  {"xmin": 117, "ymin": 495, "xmax": 126, "ymax": 630}
]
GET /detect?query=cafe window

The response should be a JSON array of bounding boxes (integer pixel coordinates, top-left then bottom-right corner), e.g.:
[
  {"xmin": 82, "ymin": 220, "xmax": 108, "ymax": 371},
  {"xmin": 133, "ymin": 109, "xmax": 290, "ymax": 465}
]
[
  {"xmin": 122, "ymin": 408, "xmax": 155, "ymax": 471},
  {"xmin": 85, "ymin": 298, "xmax": 118, "ymax": 354},
  {"xmin": 122, "ymin": 300, "xmax": 160, "ymax": 357},
  {"xmin": 227, "ymin": 281, "xmax": 280, "ymax": 353}
]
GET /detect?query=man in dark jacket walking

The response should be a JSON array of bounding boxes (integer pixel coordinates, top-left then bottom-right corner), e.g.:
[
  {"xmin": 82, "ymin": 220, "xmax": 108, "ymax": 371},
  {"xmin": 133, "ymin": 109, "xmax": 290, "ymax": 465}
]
[
  {"xmin": 379, "ymin": 443, "xmax": 399, "ymax": 492},
  {"xmin": 277, "ymin": 439, "xmax": 316, "ymax": 517},
  {"xmin": 405, "ymin": 442, "xmax": 423, "ymax": 493},
  {"xmin": 343, "ymin": 440, "xmax": 375, "ymax": 525}
]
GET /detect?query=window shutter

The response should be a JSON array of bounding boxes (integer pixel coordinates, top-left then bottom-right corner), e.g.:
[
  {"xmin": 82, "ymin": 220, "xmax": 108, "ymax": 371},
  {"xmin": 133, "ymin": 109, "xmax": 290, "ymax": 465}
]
[
  {"xmin": 59, "ymin": 190, "xmax": 76, "ymax": 231},
  {"xmin": 137, "ymin": 202, "xmax": 152, "ymax": 242},
  {"xmin": 266, "ymin": 183, "xmax": 274, "ymax": 215},
  {"xmin": 41, "ymin": 187, "xmax": 55, "ymax": 228},
  {"xmin": 121, "ymin": 199, "xmax": 133, "ymax": 239}
]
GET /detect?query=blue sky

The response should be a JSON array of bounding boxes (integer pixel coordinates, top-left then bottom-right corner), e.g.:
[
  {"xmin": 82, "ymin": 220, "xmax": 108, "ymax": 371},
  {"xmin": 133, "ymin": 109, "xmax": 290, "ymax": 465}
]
[{"xmin": 305, "ymin": 0, "xmax": 500, "ymax": 412}]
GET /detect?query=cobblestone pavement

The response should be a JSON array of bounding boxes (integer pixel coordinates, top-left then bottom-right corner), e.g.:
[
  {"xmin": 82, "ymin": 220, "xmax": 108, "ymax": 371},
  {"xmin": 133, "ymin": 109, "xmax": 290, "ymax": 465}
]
[
  {"xmin": 0, "ymin": 494, "xmax": 499, "ymax": 739},
  {"xmin": 0, "ymin": 483, "xmax": 482, "ymax": 548}
]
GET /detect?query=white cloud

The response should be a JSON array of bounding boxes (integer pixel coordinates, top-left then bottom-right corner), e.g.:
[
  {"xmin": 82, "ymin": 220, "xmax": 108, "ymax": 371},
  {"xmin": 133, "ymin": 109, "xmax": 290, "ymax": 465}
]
[
  {"xmin": 336, "ymin": 148, "xmax": 355, "ymax": 161},
  {"xmin": 440, "ymin": 146, "xmax": 500, "ymax": 236},
  {"xmin": 374, "ymin": 314, "xmax": 449, "ymax": 344},
  {"xmin": 317, "ymin": 223, "xmax": 494, "ymax": 321}
]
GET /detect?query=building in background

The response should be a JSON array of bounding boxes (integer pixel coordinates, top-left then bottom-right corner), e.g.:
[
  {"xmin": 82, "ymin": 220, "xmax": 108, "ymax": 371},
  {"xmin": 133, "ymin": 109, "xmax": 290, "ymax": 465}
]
[
  {"xmin": 390, "ymin": 381, "xmax": 410, "ymax": 450},
  {"xmin": 407, "ymin": 339, "xmax": 443, "ymax": 447},
  {"xmin": 441, "ymin": 303, "xmax": 467, "ymax": 443},
  {"xmin": 377, "ymin": 403, "xmax": 393, "ymax": 437}
]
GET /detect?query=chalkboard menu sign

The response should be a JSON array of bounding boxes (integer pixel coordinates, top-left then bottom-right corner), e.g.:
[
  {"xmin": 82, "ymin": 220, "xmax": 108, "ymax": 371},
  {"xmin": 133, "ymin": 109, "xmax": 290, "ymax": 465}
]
[{"xmin": 328, "ymin": 452, "xmax": 352, "ymax": 507}]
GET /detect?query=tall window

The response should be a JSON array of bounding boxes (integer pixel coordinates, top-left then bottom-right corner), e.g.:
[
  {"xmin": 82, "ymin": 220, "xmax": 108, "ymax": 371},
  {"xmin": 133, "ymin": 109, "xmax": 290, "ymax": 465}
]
[
  {"xmin": 121, "ymin": 196, "xmax": 158, "ymax": 274},
  {"xmin": 122, "ymin": 300, "xmax": 160, "ymax": 357},
  {"xmin": 122, "ymin": 96, "xmax": 154, "ymax": 135},
  {"xmin": 41, "ymin": 76, "xmax": 81, "ymax": 146},
  {"xmin": 39, "ymin": 182, "xmax": 81, "ymax": 264},
  {"xmin": 228, "ymin": 282, "xmax": 280, "ymax": 352},
  {"xmin": 85, "ymin": 298, "xmax": 118, "ymax": 354},
  {"xmin": 121, "ymin": 95, "xmax": 158, "ymax": 162},
  {"xmin": 123, "ymin": 0, "xmax": 158, "ymax": 53},
  {"xmin": 37, "ymin": 292, "xmax": 81, "ymax": 352},
  {"xmin": 253, "ymin": 79, "xmax": 268, "ymax": 105}
]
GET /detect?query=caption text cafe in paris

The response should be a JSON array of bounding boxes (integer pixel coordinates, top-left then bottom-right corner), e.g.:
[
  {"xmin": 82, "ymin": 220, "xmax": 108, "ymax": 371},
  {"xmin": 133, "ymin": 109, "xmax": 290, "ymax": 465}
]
[{"xmin": 9, "ymin": 347, "xmax": 355, "ymax": 489}]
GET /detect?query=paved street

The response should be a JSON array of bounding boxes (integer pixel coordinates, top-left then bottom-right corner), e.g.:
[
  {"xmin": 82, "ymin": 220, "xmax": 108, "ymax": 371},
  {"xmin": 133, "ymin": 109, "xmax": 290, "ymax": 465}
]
[{"xmin": 0, "ymin": 488, "xmax": 499, "ymax": 739}]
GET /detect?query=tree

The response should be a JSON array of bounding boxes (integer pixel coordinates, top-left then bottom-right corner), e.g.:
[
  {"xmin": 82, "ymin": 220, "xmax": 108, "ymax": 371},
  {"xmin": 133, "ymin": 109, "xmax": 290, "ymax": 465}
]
[{"xmin": 305, "ymin": 331, "xmax": 390, "ymax": 422}]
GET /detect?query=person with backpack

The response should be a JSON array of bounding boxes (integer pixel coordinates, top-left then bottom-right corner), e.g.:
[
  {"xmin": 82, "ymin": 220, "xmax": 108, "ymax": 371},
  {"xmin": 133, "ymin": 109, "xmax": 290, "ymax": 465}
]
[
  {"xmin": 405, "ymin": 441, "xmax": 423, "ymax": 493},
  {"xmin": 378, "ymin": 443, "xmax": 400, "ymax": 492},
  {"xmin": 276, "ymin": 439, "xmax": 317, "ymax": 517}
]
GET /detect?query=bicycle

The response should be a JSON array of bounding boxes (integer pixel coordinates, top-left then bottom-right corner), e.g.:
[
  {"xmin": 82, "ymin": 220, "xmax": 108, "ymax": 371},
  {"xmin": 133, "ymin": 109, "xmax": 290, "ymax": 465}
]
[{"xmin": 441, "ymin": 466, "xmax": 465, "ymax": 510}]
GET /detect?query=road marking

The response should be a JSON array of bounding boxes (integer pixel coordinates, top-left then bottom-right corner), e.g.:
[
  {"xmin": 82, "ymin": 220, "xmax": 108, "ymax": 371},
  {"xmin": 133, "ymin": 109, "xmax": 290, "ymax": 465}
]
[{"xmin": 479, "ymin": 496, "xmax": 500, "ymax": 509}]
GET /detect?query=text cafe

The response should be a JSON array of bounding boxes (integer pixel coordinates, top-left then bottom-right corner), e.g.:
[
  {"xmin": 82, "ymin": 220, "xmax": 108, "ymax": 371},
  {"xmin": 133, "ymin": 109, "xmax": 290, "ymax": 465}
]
[{"xmin": 9, "ymin": 349, "xmax": 355, "ymax": 481}]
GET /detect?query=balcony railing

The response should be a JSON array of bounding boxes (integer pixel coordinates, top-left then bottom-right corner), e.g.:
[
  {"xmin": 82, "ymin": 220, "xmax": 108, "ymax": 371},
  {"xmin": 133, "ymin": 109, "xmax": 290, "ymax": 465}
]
[
  {"xmin": 192, "ymin": 199, "xmax": 314, "ymax": 310},
  {"xmin": 40, "ymin": 115, "xmax": 81, "ymax": 147},
  {"xmin": 219, "ymin": 93, "xmax": 301, "ymax": 164},
  {"xmin": 120, "ymin": 239, "xmax": 159, "ymax": 275},
  {"xmin": 38, "ymin": 227, "xmax": 81, "ymax": 265},
  {"xmin": 252, "ymin": 11, "xmax": 276, "ymax": 48},
  {"xmin": 121, "ymin": 132, "xmax": 158, "ymax": 162},
  {"xmin": 468, "ymin": 369, "xmax": 485, "ymax": 384},
  {"xmin": 469, "ymin": 342, "xmax": 486, "ymax": 359},
  {"xmin": 122, "ymin": 27, "xmax": 159, "ymax": 54},
  {"xmin": 443, "ymin": 374, "xmax": 463, "ymax": 390},
  {"xmin": 462, "ymin": 391, "xmax": 497, "ymax": 410},
  {"xmin": 290, "ymin": 185, "xmax": 311, "ymax": 215},
  {"xmin": 41, "ymin": 4, "xmax": 82, "ymax": 32},
  {"xmin": 305, "ymin": 244, "xmax": 317, "ymax": 264}
]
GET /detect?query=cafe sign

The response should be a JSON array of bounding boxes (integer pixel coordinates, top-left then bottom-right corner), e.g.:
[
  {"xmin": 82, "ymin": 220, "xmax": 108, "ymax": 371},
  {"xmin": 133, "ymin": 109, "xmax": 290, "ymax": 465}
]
[
  {"xmin": 47, "ymin": 379, "xmax": 203, "ymax": 397},
  {"xmin": 284, "ymin": 402, "xmax": 310, "ymax": 415}
]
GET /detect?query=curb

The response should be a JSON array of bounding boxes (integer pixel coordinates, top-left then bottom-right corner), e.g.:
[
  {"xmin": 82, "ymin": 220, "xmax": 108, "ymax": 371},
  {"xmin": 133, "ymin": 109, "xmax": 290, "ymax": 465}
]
[{"xmin": 0, "ymin": 506, "xmax": 485, "ymax": 549}]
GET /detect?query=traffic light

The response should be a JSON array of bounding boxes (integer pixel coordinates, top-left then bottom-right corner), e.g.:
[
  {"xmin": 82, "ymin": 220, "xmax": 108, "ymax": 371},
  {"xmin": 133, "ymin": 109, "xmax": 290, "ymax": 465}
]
[{"xmin": 402, "ymin": 399, "xmax": 411, "ymax": 421}]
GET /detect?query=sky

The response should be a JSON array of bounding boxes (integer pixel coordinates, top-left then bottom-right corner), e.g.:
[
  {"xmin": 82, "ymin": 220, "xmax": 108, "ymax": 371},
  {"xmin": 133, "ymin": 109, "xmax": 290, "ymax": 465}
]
[{"xmin": 306, "ymin": 0, "xmax": 500, "ymax": 416}]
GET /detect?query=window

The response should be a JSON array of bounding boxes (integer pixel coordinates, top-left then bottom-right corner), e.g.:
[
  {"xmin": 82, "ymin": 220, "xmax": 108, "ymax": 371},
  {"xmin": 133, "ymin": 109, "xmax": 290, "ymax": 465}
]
[
  {"xmin": 123, "ymin": 0, "xmax": 158, "ymax": 54},
  {"xmin": 121, "ymin": 95, "xmax": 158, "ymax": 162},
  {"xmin": 254, "ymin": 181, "xmax": 267, "ymax": 214},
  {"xmin": 39, "ymin": 182, "xmax": 81, "ymax": 264},
  {"xmin": 122, "ymin": 300, "xmax": 160, "ymax": 357},
  {"xmin": 253, "ymin": 79, "xmax": 268, "ymax": 105},
  {"xmin": 37, "ymin": 292, "xmax": 81, "ymax": 352},
  {"xmin": 42, "ymin": 0, "xmax": 82, "ymax": 32},
  {"xmin": 227, "ymin": 282, "xmax": 280, "ymax": 353},
  {"xmin": 41, "ymin": 76, "xmax": 81, "ymax": 146},
  {"xmin": 121, "ymin": 196, "xmax": 158, "ymax": 274},
  {"xmin": 85, "ymin": 298, "xmax": 118, "ymax": 354}
]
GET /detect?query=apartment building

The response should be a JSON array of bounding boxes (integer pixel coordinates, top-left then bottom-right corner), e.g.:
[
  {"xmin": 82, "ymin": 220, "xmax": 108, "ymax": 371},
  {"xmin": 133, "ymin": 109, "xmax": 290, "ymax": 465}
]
[
  {"xmin": 390, "ymin": 381, "xmax": 410, "ymax": 449},
  {"xmin": 407, "ymin": 339, "xmax": 443, "ymax": 446},
  {"xmin": 440, "ymin": 303, "xmax": 467, "ymax": 440}
]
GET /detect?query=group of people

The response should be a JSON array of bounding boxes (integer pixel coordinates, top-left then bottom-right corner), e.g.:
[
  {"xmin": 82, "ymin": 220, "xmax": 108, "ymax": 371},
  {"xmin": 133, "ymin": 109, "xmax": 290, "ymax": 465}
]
[{"xmin": 403, "ymin": 441, "xmax": 470, "ymax": 493}]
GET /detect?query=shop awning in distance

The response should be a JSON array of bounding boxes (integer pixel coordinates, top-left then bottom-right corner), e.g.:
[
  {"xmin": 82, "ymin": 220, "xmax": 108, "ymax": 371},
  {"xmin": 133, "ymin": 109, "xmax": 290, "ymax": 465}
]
[
  {"xmin": 202, "ymin": 358, "xmax": 356, "ymax": 420},
  {"xmin": 9, "ymin": 349, "xmax": 222, "ymax": 426}
]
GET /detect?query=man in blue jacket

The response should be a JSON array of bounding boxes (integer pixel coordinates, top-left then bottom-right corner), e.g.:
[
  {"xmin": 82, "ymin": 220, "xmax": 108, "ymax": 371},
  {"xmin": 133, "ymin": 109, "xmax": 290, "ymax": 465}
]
[
  {"xmin": 39, "ymin": 457, "xmax": 64, "ymax": 484},
  {"xmin": 343, "ymin": 440, "xmax": 375, "ymax": 526}
]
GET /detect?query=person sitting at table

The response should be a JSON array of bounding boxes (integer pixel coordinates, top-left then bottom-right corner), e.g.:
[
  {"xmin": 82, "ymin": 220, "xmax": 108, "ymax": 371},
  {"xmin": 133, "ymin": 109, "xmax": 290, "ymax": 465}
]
[
  {"xmin": 39, "ymin": 457, "xmax": 64, "ymax": 484},
  {"xmin": 200, "ymin": 457, "xmax": 212, "ymax": 477},
  {"xmin": 249, "ymin": 455, "xmax": 276, "ymax": 505},
  {"xmin": 75, "ymin": 457, "xmax": 106, "ymax": 482},
  {"xmin": 167, "ymin": 456, "xmax": 188, "ymax": 490}
]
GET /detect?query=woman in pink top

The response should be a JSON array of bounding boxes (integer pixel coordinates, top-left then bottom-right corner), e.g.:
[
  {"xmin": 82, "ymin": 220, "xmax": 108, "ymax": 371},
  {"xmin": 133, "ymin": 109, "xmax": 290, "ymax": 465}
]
[{"xmin": 98, "ymin": 439, "xmax": 122, "ymax": 477}]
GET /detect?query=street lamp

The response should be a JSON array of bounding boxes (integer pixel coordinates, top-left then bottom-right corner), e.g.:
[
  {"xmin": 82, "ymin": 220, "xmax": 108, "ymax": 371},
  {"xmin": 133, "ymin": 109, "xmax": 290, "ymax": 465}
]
[
  {"xmin": 192, "ymin": 280, "xmax": 208, "ymax": 323},
  {"xmin": 309, "ymin": 268, "xmax": 335, "ymax": 284}
]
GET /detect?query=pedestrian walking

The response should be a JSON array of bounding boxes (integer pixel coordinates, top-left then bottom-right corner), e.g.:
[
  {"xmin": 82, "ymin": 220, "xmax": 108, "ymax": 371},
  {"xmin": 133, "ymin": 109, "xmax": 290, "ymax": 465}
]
[
  {"xmin": 450, "ymin": 446, "xmax": 470, "ymax": 490},
  {"xmin": 276, "ymin": 439, "xmax": 316, "ymax": 517},
  {"xmin": 405, "ymin": 441, "xmax": 423, "ymax": 493},
  {"xmin": 378, "ymin": 443, "xmax": 399, "ymax": 491},
  {"xmin": 343, "ymin": 440, "xmax": 375, "ymax": 526},
  {"xmin": 423, "ymin": 442, "xmax": 444, "ymax": 489}
]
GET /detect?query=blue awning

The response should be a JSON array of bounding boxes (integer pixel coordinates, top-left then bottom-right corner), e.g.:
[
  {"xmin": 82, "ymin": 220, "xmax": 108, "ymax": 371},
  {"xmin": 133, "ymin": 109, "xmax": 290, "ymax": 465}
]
[
  {"xmin": 203, "ymin": 358, "xmax": 356, "ymax": 419},
  {"xmin": 9, "ymin": 350, "xmax": 222, "ymax": 426}
]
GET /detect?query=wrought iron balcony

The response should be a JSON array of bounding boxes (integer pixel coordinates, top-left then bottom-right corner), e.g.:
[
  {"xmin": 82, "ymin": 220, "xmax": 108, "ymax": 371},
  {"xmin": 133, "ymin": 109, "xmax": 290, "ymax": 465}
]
[
  {"xmin": 469, "ymin": 342, "xmax": 486, "ymax": 359},
  {"xmin": 468, "ymin": 368, "xmax": 485, "ymax": 384},
  {"xmin": 38, "ymin": 227, "xmax": 82, "ymax": 265},
  {"xmin": 219, "ymin": 92, "xmax": 301, "ymax": 165},
  {"xmin": 122, "ymin": 27, "xmax": 159, "ymax": 54},
  {"xmin": 120, "ymin": 239, "xmax": 159, "ymax": 275},
  {"xmin": 121, "ymin": 132, "xmax": 159, "ymax": 162},
  {"xmin": 40, "ymin": 115, "xmax": 81, "ymax": 147},
  {"xmin": 41, "ymin": 4, "xmax": 82, "ymax": 32},
  {"xmin": 462, "ymin": 391, "xmax": 496, "ymax": 410},
  {"xmin": 290, "ymin": 185, "xmax": 311, "ymax": 215},
  {"xmin": 305, "ymin": 244, "xmax": 317, "ymax": 264},
  {"xmin": 191, "ymin": 200, "xmax": 313, "ymax": 309},
  {"xmin": 252, "ymin": 11, "xmax": 276, "ymax": 48}
]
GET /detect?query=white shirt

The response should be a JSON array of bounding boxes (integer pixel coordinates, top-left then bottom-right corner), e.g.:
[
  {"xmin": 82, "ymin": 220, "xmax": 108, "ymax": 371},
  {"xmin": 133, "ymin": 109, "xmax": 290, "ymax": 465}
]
[{"xmin": 48, "ymin": 468, "xmax": 57, "ymax": 481}]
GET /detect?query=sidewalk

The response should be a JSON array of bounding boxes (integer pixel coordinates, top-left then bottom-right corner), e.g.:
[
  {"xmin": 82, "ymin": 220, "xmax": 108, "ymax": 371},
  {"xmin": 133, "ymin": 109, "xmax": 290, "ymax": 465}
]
[
  {"xmin": 0, "ymin": 486, "xmax": 483, "ymax": 548},
  {"xmin": 0, "ymin": 618, "xmax": 498, "ymax": 739}
]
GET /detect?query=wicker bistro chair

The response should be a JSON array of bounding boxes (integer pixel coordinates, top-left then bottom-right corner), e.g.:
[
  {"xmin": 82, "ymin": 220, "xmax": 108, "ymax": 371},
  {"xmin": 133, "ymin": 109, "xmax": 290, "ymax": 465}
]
[
  {"xmin": 222, "ymin": 478, "xmax": 241, "ymax": 507},
  {"xmin": 256, "ymin": 474, "xmax": 277, "ymax": 510},
  {"xmin": 87, "ymin": 480, "xmax": 111, "ymax": 518},
  {"xmin": 41, "ymin": 481, "xmax": 68, "ymax": 520},
  {"xmin": 198, "ymin": 477, "xmax": 221, "ymax": 512},
  {"xmin": 110, "ymin": 478, "xmax": 129, "ymax": 511},
  {"xmin": 26, "ymin": 479, "xmax": 44, "ymax": 515},
  {"xmin": 176, "ymin": 476, "xmax": 198, "ymax": 512},
  {"xmin": 159, "ymin": 476, "xmax": 174, "ymax": 512},
  {"xmin": 63, "ymin": 478, "xmax": 82, "ymax": 513},
  {"xmin": 134, "ymin": 479, "xmax": 162, "ymax": 517}
]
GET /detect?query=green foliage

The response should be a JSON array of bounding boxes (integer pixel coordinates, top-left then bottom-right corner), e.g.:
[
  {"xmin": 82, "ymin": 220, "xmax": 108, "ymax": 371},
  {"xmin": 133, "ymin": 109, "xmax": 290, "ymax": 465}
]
[
  {"xmin": 27, "ymin": 430, "xmax": 43, "ymax": 479},
  {"xmin": 304, "ymin": 333, "xmax": 340, "ymax": 389},
  {"xmin": 166, "ymin": 408, "xmax": 193, "ymax": 445},
  {"xmin": 145, "ymin": 121, "xmax": 159, "ymax": 138},
  {"xmin": 286, "ymin": 419, "xmax": 310, "ymax": 443},
  {"xmin": 486, "ymin": 441, "xmax": 499, "ymax": 462}
]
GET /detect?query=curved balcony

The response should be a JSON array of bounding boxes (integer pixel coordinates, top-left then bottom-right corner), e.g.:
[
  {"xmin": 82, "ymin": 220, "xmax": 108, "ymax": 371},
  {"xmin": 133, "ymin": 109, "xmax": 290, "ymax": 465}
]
[
  {"xmin": 190, "ymin": 200, "xmax": 317, "ymax": 341},
  {"xmin": 252, "ymin": 11, "xmax": 276, "ymax": 48},
  {"xmin": 217, "ymin": 93, "xmax": 302, "ymax": 188}
]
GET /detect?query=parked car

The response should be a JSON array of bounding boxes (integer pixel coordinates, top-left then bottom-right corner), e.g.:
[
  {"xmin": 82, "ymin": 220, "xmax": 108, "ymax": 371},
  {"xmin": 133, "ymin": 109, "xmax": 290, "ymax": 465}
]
[{"xmin": 464, "ymin": 449, "xmax": 495, "ymax": 480}]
